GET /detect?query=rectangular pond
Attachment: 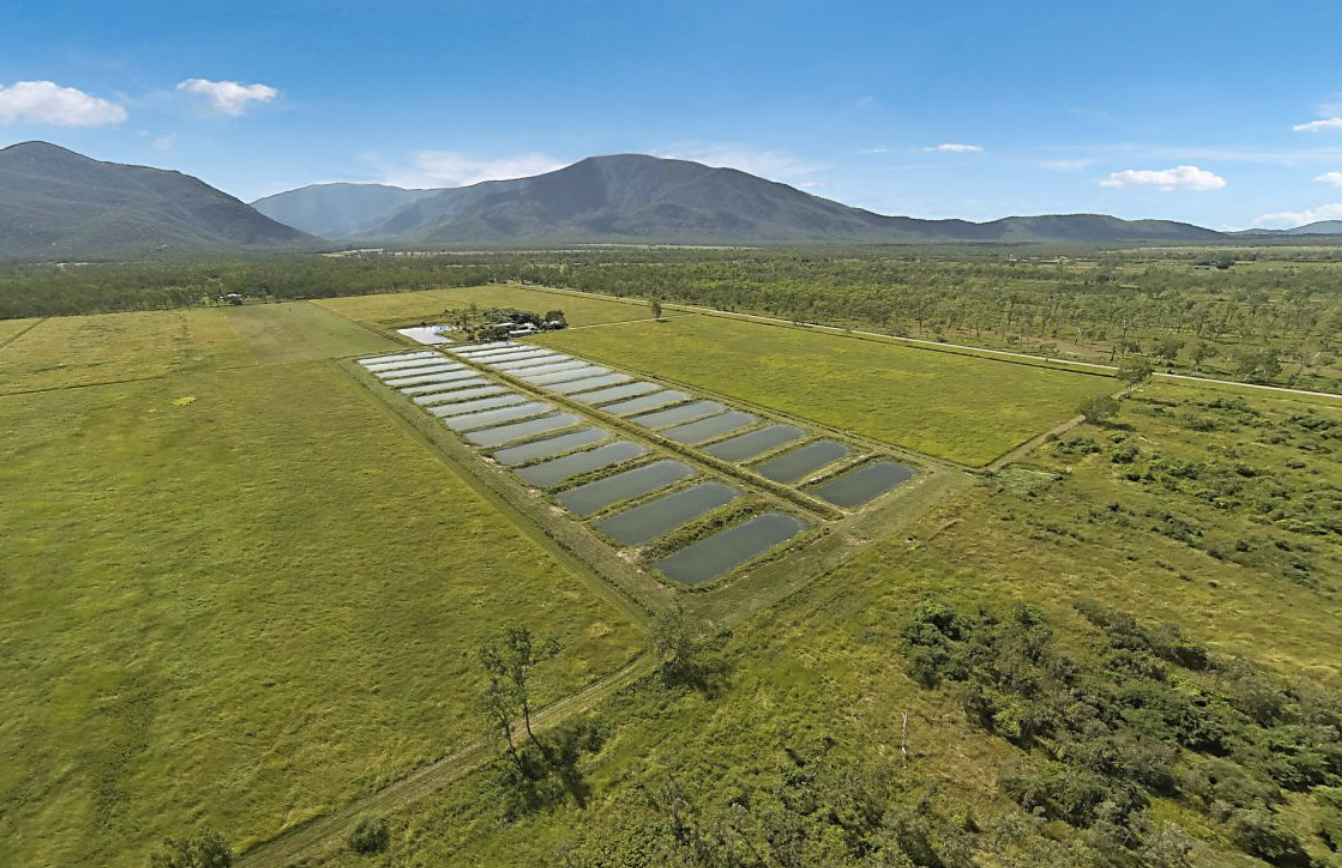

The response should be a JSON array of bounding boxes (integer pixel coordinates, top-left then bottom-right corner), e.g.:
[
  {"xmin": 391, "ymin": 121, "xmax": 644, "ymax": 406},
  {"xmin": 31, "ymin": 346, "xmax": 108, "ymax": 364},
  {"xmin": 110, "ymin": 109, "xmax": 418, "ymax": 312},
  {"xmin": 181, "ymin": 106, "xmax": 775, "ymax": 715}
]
[
  {"xmin": 360, "ymin": 351, "xmax": 438, "ymax": 366},
  {"xmin": 364, "ymin": 356, "xmax": 446, "ymax": 373},
  {"xmin": 603, "ymin": 390, "xmax": 691, "ymax": 417},
  {"xmin": 443, "ymin": 401, "xmax": 552, "ymax": 432},
  {"xmin": 519, "ymin": 365, "xmax": 609, "ymax": 386},
  {"xmin": 489, "ymin": 355, "xmax": 571, "ymax": 372},
  {"xmin": 450, "ymin": 342, "xmax": 515, "ymax": 356},
  {"xmin": 427, "ymin": 394, "xmax": 525, "ymax": 417},
  {"xmin": 595, "ymin": 481, "xmax": 742, "ymax": 547},
  {"xmin": 569, "ymin": 381, "xmax": 659, "ymax": 405},
  {"xmin": 806, "ymin": 460, "xmax": 918, "ymax": 508},
  {"xmin": 374, "ymin": 362, "xmax": 465, "ymax": 379},
  {"xmin": 501, "ymin": 359, "xmax": 587, "ymax": 378},
  {"xmin": 703, "ymin": 424, "xmax": 806, "ymax": 462},
  {"xmin": 472, "ymin": 349, "xmax": 555, "ymax": 365},
  {"xmin": 514, "ymin": 441, "xmax": 649, "ymax": 488},
  {"xmin": 466, "ymin": 413, "xmax": 581, "ymax": 447},
  {"xmin": 556, "ymin": 460, "xmax": 695, "ymax": 516},
  {"xmin": 410, "ymin": 384, "xmax": 502, "ymax": 404},
  {"xmin": 628, "ymin": 400, "xmax": 725, "ymax": 430},
  {"xmin": 653, "ymin": 513, "xmax": 810, "ymax": 586},
  {"xmin": 384, "ymin": 369, "xmax": 481, "ymax": 388},
  {"xmin": 491, "ymin": 427, "xmax": 610, "ymax": 466},
  {"xmin": 547, "ymin": 373, "xmax": 632, "ymax": 395},
  {"xmin": 400, "ymin": 377, "xmax": 489, "ymax": 396},
  {"xmin": 751, "ymin": 439, "xmax": 852, "ymax": 483},
  {"xmin": 660, "ymin": 411, "xmax": 757, "ymax": 445}
]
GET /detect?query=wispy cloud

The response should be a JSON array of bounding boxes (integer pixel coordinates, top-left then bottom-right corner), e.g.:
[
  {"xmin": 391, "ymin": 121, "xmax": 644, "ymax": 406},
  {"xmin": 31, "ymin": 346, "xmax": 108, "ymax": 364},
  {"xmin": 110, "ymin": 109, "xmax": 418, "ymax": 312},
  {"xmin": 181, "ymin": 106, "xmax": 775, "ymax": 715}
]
[
  {"xmin": 379, "ymin": 151, "xmax": 568, "ymax": 188},
  {"xmin": 177, "ymin": 79, "xmax": 278, "ymax": 116},
  {"xmin": 153, "ymin": 133, "xmax": 177, "ymax": 151},
  {"xmin": 1254, "ymin": 203, "xmax": 1342, "ymax": 228},
  {"xmin": 860, "ymin": 147, "xmax": 889, "ymax": 155},
  {"xmin": 1293, "ymin": 118, "xmax": 1342, "ymax": 133},
  {"xmin": 1040, "ymin": 158, "xmax": 1099, "ymax": 172},
  {"xmin": 923, "ymin": 143, "xmax": 983, "ymax": 153},
  {"xmin": 1100, "ymin": 165, "xmax": 1226, "ymax": 191},
  {"xmin": 656, "ymin": 142, "xmax": 823, "ymax": 180},
  {"xmin": 1317, "ymin": 171, "xmax": 1342, "ymax": 187},
  {"xmin": 0, "ymin": 80, "xmax": 126, "ymax": 126}
]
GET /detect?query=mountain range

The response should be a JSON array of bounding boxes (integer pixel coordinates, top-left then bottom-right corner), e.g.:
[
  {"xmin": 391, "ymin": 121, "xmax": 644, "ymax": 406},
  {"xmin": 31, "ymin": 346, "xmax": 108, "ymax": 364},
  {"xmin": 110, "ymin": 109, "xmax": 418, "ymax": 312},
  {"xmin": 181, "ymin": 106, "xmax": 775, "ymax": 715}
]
[{"xmin": 3, "ymin": 141, "xmax": 1341, "ymax": 259}]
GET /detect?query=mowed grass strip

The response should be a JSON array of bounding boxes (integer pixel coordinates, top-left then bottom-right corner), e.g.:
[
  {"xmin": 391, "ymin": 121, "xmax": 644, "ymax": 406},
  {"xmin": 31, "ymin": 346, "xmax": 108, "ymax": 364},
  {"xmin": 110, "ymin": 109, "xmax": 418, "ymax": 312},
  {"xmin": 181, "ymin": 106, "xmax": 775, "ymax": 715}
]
[
  {"xmin": 316, "ymin": 285, "xmax": 652, "ymax": 328},
  {"xmin": 536, "ymin": 315, "xmax": 1113, "ymax": 466},
  {"xmin": 0, "ymin": 309, "xmax": 254, "ymax": 393},
  {"xmin": 0, "ymin": 361, "xmax": 642, "ymax": 868}
]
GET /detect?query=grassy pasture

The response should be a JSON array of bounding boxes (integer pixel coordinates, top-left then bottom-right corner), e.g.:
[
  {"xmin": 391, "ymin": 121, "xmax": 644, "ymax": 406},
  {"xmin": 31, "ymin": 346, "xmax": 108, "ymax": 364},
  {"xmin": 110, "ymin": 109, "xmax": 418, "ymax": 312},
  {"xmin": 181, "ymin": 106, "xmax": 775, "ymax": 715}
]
[
  {"xmin": 0, "ymin": 340, "xmax": 642, "ymax": 866},
  {"xmin": 535, "ymin": 315, "xmax": 1113, "ymax": 466},
  {"xmin": 226, "ymin": 301, "xmax": 394, "ymax": 364},
  {"xmin": 0, "ymin": 316, "xmax": 42, "ymax": 347},
  {"xmin": 315, "ymin": 284, "xmax": 651, "ymax": 329}
]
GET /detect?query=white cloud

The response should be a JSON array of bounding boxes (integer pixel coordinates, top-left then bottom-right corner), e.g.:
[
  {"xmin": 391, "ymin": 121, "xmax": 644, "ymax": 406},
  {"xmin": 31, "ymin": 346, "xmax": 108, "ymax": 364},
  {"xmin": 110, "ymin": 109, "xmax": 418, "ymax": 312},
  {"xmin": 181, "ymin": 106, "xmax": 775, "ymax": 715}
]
[
  {"xmin": 1041, "ymin": 158, "xmax": 1099, "ymax": 172},
  {"xmin": 860, "ymin": 147, "xmax": 889, "ymax": 155},
  {"xmin": 0, "ymin": 80, "xmax": 126, "ymax": 126},
  {"xmin": 1254, "ymin": 203, "xmax": 1342, "ymax": 228},
  {"xmin": 177, "ymin": 79, "xmax": 278, "ymax": 116},
  {"xmin": 380, "ymin": 151, "xmax": 568, "ymax": 188},
  {"xmin": 1293, "ymin": 118, "xmax": 1342, "ymax": 133},
  {"xmin": 153, "ymin": 133, "xmax": 177, "ymax": 151},
  {"xmin": 1099, "ymin": 165, "xmax": 1226, "ymax": 191},
  {"xmin": 656, "ymin": 143, "xmax": 822, "ymax": 180},
  {"xmin": 923, "ymin": 143, "xmax": 983, "ymax": 153},
  {"xmin": 1317, "ymin": 171, "xmax": 1342, "ymax": 187}
]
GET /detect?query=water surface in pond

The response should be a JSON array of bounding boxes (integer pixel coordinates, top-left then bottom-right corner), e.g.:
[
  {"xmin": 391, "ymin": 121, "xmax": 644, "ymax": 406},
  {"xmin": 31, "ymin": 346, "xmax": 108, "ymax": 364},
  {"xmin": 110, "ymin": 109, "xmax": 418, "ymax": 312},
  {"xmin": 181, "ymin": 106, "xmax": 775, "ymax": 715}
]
[
  {"xmin": 548, "ymin": 373, "xmax": 631, "ymax": 394},
  {"xmin": 410, "ymin": 384, "xmax": 503, "ymax": 404},
  {"xmin": 427, "ymin": 394, "xmax": 525, "ymax": 417},
  {"xmin": 660, "ymin": 411, "xmax": 757, "ymax": 445},
  {"xmin": 628, "ymin": 400, "xmax": 724, "ymax": 429},
  {"xmin": 595, "ymin": 481, "xmax": 742, "ymax": 547},
  {"xmin": 489, "ymin": 355, "xmax": 570, "ymax": 371},
  {"xmin": 806, "ymin": 461, "xmax": 917, "ymax": 508},
  {"xmin": 384, "ymin": 369, "xmax": 480, "ymax": 387},
  {"xmin": 467, "ymin": 413, "xmax": 581, "ymax": 447},
  {"xmin": 361, "ymin": 351, "xmax": 438, "ymax": 366},
  {"xmin": 364, "ymin": 356, "xmax": 445, "ymax": 373},
  {"xmin": 375, "ymin": 362, "xmax": 465, "ymax": 379},
  {"xmin": 751, "ymin": 439, "xmax": 851, "ymax": 483},
  {"xmin": 556, "ymin": 460, "xmax": 694, "ymax": 516},
  {"xmin": 653, "ymin": 513, "xmax": 809, "ymax": 586},
  {"xmin": 450, "ymin": 342, "xmax": 514, "ymax": 356},
  {"xmin": 603, "ymin": 390, "xmax": 690, "ymax": 416},
  {"xmin": 498, "ymin": 359, "xmax": 586, "ymax": 378},
  {"xmin": 703, "ymin": 424, "xmax": 806, "ymax": 462},
  {"xmin": 520, "ymin": 365, "xmax": 609, "ymax": 386},
  {"xmin": 454, "ymin": 344, "xmax": 523, "ymax": 358},
  {"xmin": 569, "ymin": 381, "xmax": 659, "ymax": 405},
  {"xmin": 472, "ymin": 349, "xmax": 554, "ymax": 365},
  {"xmin": 443, "ymin": 402, "xmax": 552, "ymax": 431},
  {"xmin": 491, "ymin": 428, "xmax": 610, "ymax": 465},
  {"xmin": 401, "ymin": 377, "xmax": 489, "ymax": 396},
  {"xmin": 515, "ymin": 441, "xmax": 648, "ymax": 488}
]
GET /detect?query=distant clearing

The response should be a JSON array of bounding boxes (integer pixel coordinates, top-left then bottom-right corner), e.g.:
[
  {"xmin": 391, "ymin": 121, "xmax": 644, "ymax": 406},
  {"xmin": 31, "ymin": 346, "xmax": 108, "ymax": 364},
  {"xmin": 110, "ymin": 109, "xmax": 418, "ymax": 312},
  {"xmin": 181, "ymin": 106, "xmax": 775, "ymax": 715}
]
[
  {"xmin": 316, "ymin": 285, "xmax": 648, "ymax": 328},
  {"xmin": 227, "ymin": 301, "xmax": 394, "ymax": 364}
]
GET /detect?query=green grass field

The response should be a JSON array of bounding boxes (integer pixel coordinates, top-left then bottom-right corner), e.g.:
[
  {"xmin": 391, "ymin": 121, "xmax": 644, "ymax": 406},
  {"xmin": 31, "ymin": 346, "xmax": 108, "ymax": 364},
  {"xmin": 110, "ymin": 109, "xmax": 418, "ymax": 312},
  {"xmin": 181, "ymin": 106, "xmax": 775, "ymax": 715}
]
[
  {"xmin": 315, "ymin": 285, "xmax": 652, "ymax": 329},
  {"xmin": 0, "ymin": 311, "xmax": 642, "ymax": 868},
  {"xmin": 535, "ymin": 314, "xmax": 1114, "ymax": 466}
]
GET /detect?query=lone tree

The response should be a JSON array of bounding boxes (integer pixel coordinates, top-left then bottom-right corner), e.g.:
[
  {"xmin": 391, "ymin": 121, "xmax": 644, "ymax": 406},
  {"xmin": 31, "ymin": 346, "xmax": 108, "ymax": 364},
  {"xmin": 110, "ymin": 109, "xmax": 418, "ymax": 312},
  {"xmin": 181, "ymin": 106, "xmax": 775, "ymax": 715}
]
[
  {"xmin": 651, "ymin": 603, "xmax": 700, "ymax": 674},
  {"xmin": 150, "ymin": 832, "xmax": 232, "ymax": 868},
  {"xmin": 1080, "ymin": 394, "xmax": 1120, "ymax": 425},
  {"xmin": 478, "ymin": 625, "xmax": 560, "ymax": 746},
  {"xmin": 649, "ymin": 297, "xmax": 663, "ymax": 321},
  {"xmin": 1117, "ymin": 357, "xmax": 1154, "ymax": 388}
]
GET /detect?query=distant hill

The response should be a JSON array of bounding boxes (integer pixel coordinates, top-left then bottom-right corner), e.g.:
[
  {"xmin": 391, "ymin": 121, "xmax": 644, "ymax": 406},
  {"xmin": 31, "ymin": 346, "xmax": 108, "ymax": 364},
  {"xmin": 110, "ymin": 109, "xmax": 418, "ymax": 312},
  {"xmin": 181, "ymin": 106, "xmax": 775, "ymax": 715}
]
[
  {"xmin": 1233, "ymin": 220, "xmax": 1342, "ymax": 238},
  {"xmin": 0, "ymin": 142, "xmax": 315, "ymax": 259},
  {"xmin": 251, "ymin": 183, "xmax": 441, "ymax": 238},
  {"xmin": 336, "ymin": 154, "xmax": 1227, "ymax": 246}
]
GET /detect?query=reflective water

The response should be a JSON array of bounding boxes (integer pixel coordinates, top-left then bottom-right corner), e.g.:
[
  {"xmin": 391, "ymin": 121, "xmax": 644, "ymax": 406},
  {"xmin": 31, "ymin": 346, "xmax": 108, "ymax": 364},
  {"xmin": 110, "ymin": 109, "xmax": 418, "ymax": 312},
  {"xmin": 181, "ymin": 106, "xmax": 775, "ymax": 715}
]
[
  {"xmin": 361, "ymin": 351, "xmax": 438, "ymax": 366},
  {"xmin": 473, "ymin": 349, "xmax": 555, "ymax": 365},
  {"xmin": 489, "ymin": 355, "xmax": 571, "ymax": 371},
  {"xmin": 395, "ymin": 325, "xmax": 455, "ymax": 344},
  {"xmin": 365, "ymin": 358, "xmax": 447, "ymax": 374},
  {"xmin": 443, "ymin": 402, "xmax": 552, "ymax": 431},
  {"xmin": 427, "ymin": 394, "xmax": 525, "ymax": 417},
  {"xmin": 653, "ymin": 513, "xmax": 809, "ymax": 586},
  {"xmin": 450, "ymin": 342, "xmax": 515, "ymax": 355},
  {"xmin": 628, "ymin": 400, "xmax": 724, "ymax": 429},
  {"xmin": 374, "ymin": 362, "xmax": 464, "ymax": 379},
  {"xmin": 595, "ymin": 481, "xmax": 742, "ymax": 546},
  {"xmin": 603, "ymin": 390, "xmax": 691, "ymax": 416},
  {"xmin": 520, "ymin": 365, "xmax": 608, "ymax": 385},
  {"xmin": 384, "ymin": 369, "xmax": 480, "ymax": 387},
  {"xmin": 501, "ymin": 359, "xmax": 587, "ymax": 378},
  {"xmin": 751, "ymin": 439, "xmax": 851, "ymax": 483},
  {"xmin": 660, "ymin": 411, "xmax": 757, "ymax": 445},
  {"xmin": 806, "ymin": 461, "xmax": 917, "ymax": 508},
  {"xmin": 514, "ymin": 441, "xmax": 648, "ymax": 488},
  {"xmin": 548, "ymin": 373, "xmax": 631, "ymax": 394},
  {"xmin": 569, "ymin": 381, "xmax": 659, "ymax": 405},
  {"xmin": 410, "ymin": 384, "xmax": 502, "ymax": 404},
  {"xmin": 466, "ymin": 413, "xmax": 581, "ymax": 447},
  {"xmin": 401, "ymin": 377, "xmax": 489, "ymax": 396},
  {"xmin": 556, "ymin": 460, "xmax": 695, "ymax": 516},
  {"xmin": 491, "ymin": 427, "xmax": 609, "ymax": 465},
  {"xmin": 703, "ymin": 424, "xmax": 806, "ymax": 462}
]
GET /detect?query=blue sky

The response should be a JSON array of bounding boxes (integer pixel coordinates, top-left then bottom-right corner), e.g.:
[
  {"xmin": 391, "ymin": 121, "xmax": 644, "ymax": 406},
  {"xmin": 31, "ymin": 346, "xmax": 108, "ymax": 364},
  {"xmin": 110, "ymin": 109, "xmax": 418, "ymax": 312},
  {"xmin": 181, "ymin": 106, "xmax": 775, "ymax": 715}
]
[{"xmin": 4, "ymin": 0, "xmax": 1342, "ymax": 229}]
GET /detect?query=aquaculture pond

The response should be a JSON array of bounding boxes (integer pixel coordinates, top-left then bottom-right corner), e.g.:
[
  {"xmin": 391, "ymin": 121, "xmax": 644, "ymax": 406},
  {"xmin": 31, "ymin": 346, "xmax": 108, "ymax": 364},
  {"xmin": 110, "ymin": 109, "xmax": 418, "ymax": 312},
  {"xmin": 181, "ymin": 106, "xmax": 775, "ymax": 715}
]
[
  {"xmin": 490, "ymin": 355, "xmax": 571, "ymax": 372},
  {"xmin": 703, "ymin": 424, "xmax": 805, "ymax": 462},
  {"xmin": 360, "ymin": 350, "xmax": 438, "ymax": 366},
  {"xmin": 376, "ymin": 361, "xmax": 463, "ymax": 379},
  {"xmin": 412, "ymin": 384, "xmax": 505, "ymax": 405},
  {"xmin": 515, "ymin": 441, "xmax": 648, "ymax": 488},
  {"xmin": 603, "ymin": 390, "xmax": 691, "ymax": 417},
  {"xmin": 427, "ymin": 394, "xmax": 525, "ymax": 417},
  {"xmin": 521, "ymin": 365, "xmax": 609, "ymax": 386},
  {"xmin": 473, "ymin": 349, "xmax": 555, "ymax": 365},
  {"xmin": 751, "ymin": 439, "xmax": 851, "ymax": 483},
  {"xmin": 652, "ymin": 513, "xmax": 810, "ymax": 586},
  {"xmin": 443, "ymin": 402, "xmax": 552, "ymax": 432},
  {"xmin": 548, "ymin": 373, "xmax": 631, "ymax": 395},
  {"xmin": 491, "ymin": 428, "xmax": 610, "ymax": 466},
  {"xmin": 806, "ymin": 460, "xmax": 917, "ymax": 508},
  {"xmin": 401, "ymin": 377, "xmax": 491, "ymax": 396},
  {"xmin": 569, "ymin": 381, "xmax": 659, "ymax": 405},
  {"xmin": 498, "ymin": 359, "xmax": 586, "ymax": 378},
  {"xmin": 556, "ymin": 460, "xmax": 695, "ymax": 516},
  {"xmin": 628, "ymin": 400, "xmax": 725, "ymax": 429},
  {"xmin": 385, "ymin": 369, "xmax": 482, "ymax": 388},
  {"xmin": 660, "ymin": 411, "xmax": 757, "ymax": 445},
  {"xmin": 595, "ymin": 481, "xmax": 742, "ymax": 547},
  {"xmin": 365, "ymin": 357, "xmax": 450, "ymax": 373},
  {"xmin": 466, "ymin": 413, "xmax": 581, "ymax": 447}
]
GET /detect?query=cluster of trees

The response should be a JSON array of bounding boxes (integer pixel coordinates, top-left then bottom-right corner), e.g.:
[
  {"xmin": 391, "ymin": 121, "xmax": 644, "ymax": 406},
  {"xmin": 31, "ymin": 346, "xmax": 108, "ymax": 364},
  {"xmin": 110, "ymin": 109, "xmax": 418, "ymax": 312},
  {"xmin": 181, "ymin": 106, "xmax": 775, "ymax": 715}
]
[
  {"xmin": 439, "ymin": 305, "xmax": 567, "ymax": 341},
  {"xmin": 901, "ymin": 598, "xmax": 1342, "ymax": 864}
]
